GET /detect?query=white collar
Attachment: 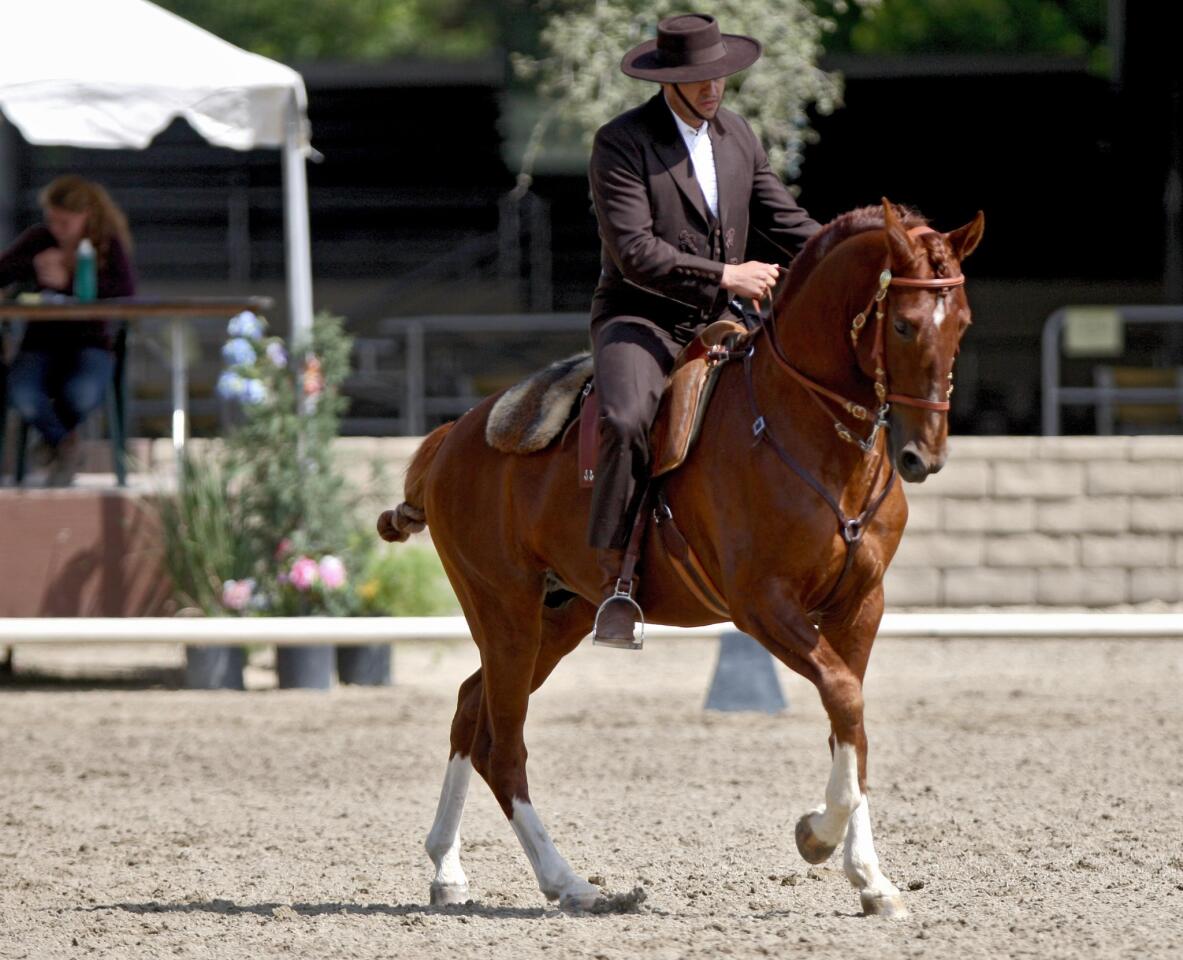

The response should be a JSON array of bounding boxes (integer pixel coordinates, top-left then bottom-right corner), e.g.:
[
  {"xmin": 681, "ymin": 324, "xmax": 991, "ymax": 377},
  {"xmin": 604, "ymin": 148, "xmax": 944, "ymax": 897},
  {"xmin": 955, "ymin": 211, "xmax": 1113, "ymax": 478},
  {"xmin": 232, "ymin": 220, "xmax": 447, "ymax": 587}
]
[{"xmin": 665, "ymin": 96, "xmax": 709, "ymax": 140}]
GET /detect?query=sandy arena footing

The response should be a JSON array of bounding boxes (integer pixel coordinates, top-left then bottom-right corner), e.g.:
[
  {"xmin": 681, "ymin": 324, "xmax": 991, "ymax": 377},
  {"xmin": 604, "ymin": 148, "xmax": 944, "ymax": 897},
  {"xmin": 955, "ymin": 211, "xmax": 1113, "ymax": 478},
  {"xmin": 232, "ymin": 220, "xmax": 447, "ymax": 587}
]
[{"xmin": 1, "ymin": 635, "xmax": 1180, "ymax": 959}]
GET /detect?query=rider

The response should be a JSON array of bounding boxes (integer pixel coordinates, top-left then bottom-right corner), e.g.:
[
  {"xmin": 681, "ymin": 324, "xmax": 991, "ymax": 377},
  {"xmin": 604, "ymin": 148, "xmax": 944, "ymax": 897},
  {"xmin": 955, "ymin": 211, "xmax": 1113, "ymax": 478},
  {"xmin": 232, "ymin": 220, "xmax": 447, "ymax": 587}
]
[{"xmin": 588, "ymin": 13, "xmax": 821, "ymax": 647}]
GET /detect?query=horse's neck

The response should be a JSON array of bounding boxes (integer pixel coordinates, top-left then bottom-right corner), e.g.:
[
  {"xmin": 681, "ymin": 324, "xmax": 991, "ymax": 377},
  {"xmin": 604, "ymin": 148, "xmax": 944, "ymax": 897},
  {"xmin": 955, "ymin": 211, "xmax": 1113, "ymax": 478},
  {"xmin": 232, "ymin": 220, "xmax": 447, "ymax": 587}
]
[
  {"xmin": 734, "ymin": 232, "xmax": 892, "ymax": 497},
  {"xmin": 715, "ymin": 330, "xmax": 891, "ymax": 526},
  {"xmin": 774, "ymin": 233, "xmax": 884, "ymax": 406}
]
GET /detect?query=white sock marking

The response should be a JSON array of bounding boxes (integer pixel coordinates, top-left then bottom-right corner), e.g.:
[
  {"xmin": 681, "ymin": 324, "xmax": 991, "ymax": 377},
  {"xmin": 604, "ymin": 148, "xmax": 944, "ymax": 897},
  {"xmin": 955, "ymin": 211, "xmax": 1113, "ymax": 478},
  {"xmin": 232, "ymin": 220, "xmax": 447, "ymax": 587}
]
[
  {"xmin": 843, "ymin": 796, "xmax": 902, "ymax": 900},
  {"xmin": 510, "ymin": 799, "xmax": 598, "ymax": 905},
  {"xmin": 425, "ymin": 755, "xmax": 473, "ymax": 890},
  {"xmin": 808, "ymin": 741, "xmax": 861, "ymax": 847}
]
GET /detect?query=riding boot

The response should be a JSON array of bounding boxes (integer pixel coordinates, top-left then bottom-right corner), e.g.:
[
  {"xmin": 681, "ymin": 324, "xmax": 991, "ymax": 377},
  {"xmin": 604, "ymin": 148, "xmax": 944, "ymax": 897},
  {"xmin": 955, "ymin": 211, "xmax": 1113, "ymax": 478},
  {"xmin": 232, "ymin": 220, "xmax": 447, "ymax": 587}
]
[{"xmin": 592, "ymin": 548, "xmax": 643, "ymax": 650}]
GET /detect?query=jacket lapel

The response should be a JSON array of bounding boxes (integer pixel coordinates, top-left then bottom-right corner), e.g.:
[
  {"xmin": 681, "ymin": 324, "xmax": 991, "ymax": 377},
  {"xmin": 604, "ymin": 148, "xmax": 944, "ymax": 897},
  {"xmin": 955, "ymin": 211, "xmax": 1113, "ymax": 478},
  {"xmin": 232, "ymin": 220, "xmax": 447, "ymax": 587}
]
[
  {"xmin": 710, "ymin": 112, "xmax": 742, "ymax": 232},
  {"xmin": 643, "ymin": 94, "xmax": 712, "ymax": 229}
]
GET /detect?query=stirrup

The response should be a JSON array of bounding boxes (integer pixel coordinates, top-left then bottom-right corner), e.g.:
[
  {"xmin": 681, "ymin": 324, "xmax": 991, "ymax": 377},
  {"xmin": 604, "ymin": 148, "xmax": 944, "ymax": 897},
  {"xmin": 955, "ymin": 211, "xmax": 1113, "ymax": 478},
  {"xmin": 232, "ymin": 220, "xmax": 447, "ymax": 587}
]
[{"xmin": 592, "ymin": 580, "xmax": 645, "ymax": 650}]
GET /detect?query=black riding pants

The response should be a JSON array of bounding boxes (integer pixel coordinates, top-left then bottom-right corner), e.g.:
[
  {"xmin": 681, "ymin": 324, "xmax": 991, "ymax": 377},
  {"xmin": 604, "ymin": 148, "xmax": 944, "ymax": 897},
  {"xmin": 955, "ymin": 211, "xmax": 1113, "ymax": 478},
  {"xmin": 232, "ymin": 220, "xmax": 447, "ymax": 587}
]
[{"xmin": 586, "ymin": 316, "xmax": 688, "ymax": 550}]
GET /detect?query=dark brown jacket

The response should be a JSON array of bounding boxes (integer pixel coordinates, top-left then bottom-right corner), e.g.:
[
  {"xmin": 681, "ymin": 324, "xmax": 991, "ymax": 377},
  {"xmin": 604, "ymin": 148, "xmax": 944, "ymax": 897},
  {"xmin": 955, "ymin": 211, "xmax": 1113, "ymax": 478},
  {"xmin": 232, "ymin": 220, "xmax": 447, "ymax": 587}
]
[{"xmin": 589, "ymin": 92, "xmax": 819, "ymax": 332}]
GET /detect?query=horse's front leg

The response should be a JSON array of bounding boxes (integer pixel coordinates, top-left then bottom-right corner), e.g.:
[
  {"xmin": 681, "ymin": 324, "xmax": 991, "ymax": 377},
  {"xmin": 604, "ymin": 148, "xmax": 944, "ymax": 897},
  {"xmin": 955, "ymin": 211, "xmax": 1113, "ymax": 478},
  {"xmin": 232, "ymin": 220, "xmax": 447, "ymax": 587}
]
[
  {"xmin": 812, "ymin": 585, "xmax": 906, "ymax": 917},
  {"xmin": 737, "ymin": 582, "xmax": 905, "ymax": 917}
]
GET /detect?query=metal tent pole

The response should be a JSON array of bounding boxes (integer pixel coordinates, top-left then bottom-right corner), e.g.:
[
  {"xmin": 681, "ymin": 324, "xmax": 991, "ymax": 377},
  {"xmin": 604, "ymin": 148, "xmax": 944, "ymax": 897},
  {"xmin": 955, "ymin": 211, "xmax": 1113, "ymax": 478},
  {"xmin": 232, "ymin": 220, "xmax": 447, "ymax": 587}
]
[{"xmin": 282, "ymin": 90, "xmax": 314, "ymax": 355}]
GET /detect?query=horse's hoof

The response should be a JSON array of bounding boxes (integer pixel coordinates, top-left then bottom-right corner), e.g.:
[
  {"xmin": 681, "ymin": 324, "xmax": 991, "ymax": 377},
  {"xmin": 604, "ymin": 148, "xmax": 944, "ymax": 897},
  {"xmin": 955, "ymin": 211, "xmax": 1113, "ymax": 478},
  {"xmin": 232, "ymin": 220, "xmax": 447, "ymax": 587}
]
[
  {"xmin": 794, "ymin": 814, "xmax": 838, "ymax": 865},
  {"xmin": 430, "ymin": 882, "xmax": 471, "ymax": 906},
  {"xmin": 860, "ymin": 890, "xmax": 908, "ymax": 918},
  {"xmin": 558, "ymin": 879, "xmax": 601, "ymax": 911}
]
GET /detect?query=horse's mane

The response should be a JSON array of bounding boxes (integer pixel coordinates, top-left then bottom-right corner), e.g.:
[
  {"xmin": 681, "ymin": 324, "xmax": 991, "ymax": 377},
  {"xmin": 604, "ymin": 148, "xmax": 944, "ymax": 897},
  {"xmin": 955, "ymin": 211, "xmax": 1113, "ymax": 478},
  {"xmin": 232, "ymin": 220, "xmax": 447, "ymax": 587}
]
[{"xmin": 781, "ymin": 204, "xmax": 929, "ymax": 302}]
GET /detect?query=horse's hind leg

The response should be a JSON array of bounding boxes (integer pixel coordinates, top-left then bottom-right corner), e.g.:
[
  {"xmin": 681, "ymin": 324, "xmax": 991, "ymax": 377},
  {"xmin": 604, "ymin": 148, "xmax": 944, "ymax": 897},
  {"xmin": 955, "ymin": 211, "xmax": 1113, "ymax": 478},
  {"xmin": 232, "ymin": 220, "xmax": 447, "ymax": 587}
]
[
  {"xmin": 425, "ymin": 595, "xmax": 596, "ymax": 908},
  {"xmin": 425, "ymin": 670, "xmax": 482, "ymax": 905},
  {"xmin": 487, "ymin": 598, "xmax": 600, "ymax": 908}
]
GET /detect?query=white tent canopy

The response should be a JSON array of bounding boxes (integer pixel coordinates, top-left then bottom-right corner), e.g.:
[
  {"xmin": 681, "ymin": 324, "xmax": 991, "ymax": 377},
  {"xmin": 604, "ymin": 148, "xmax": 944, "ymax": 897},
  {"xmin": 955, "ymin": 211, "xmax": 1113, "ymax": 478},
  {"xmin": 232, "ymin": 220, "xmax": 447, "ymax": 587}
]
[{"xmin": 0, "ymin": 0, "xmax": 313, "ymax": 344}]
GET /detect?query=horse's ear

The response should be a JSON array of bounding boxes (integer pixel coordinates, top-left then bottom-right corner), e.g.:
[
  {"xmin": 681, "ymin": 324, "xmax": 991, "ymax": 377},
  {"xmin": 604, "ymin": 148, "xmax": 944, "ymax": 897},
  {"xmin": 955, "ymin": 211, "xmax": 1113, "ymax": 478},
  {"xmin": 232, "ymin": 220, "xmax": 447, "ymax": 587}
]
[
  {"xmin": 881, "ymin": 197, "xmax": 920, "ymax": 270},
  {"xmin": 945, "ymin": 210, "xmax": 985, "ymax": 262}
]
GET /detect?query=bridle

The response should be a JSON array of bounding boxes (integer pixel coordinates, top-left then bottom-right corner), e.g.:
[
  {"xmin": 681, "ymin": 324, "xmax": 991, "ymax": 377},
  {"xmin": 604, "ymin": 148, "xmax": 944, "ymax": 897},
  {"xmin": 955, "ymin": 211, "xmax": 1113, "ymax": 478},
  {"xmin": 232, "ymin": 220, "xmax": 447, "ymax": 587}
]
[{"xmin": 757, "ymin": 225, "xmax": 966, "ymax": 452}]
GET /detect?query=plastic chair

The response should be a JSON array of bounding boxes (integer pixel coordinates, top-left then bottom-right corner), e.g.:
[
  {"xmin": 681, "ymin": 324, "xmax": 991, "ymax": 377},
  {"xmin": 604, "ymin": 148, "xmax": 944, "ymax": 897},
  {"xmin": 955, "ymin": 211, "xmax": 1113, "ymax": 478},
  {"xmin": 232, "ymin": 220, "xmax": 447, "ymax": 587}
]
[{"xmin": 1, "ymin": 324, "xmax": 129, "ymax": 486}]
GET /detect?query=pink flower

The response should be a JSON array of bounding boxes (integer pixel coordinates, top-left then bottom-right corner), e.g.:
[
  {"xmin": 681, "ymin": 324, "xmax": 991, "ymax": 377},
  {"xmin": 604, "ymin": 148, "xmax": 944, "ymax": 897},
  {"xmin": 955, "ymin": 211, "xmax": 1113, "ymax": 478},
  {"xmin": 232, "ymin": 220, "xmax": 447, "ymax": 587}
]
[
  {"xmin": 318, "ymin": 555, "xmax": 346, "ymax": 590},
  {"xmin": 303, "ymin": 354, "xmax": 324, "ymax": 400},
  {"xmin": 289, "ymin": 556, "xmax": 319, "ymax": 592},
  {"xmin": 275, "ymin": 538, "xmax": 293, "ymax": 559},
  {"xmin": 221, "ymin": 578, "xmax": 254, "ymax": 612}
]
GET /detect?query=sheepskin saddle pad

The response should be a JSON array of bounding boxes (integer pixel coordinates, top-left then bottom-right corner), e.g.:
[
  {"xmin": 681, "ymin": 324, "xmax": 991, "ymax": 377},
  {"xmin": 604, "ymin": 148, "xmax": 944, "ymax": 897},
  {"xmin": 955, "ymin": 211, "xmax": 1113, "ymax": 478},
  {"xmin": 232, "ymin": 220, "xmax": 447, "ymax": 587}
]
[{"xmin": 485, "ymin": 353, "xmax": 593, "ymax": 454}]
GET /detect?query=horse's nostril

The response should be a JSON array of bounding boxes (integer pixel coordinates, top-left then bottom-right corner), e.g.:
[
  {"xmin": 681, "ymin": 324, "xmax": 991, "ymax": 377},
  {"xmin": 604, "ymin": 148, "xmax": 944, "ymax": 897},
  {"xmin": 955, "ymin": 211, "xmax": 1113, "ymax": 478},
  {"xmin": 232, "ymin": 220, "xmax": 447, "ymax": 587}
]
[{"xmin": 900, "ymin": 449, "xmax": 927, "ymax": 478}]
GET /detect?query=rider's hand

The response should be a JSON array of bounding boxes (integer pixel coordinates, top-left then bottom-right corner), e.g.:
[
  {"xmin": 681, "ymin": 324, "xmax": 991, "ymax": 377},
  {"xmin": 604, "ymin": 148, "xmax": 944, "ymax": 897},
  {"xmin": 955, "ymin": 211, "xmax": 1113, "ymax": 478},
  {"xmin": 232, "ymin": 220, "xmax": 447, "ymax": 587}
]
[
  {"xmin": 33, "ymin": 248, "xmax": 70, "ymax": 291},
  {"xmin": 721, "ymin": 261, "xmax": 779, "ymax": 300}
]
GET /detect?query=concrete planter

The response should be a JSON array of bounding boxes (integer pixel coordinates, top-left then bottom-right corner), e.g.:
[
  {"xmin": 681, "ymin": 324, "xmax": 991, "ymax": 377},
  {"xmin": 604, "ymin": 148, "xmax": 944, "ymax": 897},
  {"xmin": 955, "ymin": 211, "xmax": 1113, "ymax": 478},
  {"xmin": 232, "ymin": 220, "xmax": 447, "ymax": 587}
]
[
  {"xmin": 184, "ymin": 645, "xmax": 245, "ymax": 690},
  {"xmin": 276, "ymin": 645, "xmax": 335, "ymax": 690},
  {"xmin": 336, "ymin": 643, "xmax": 392, "ymax": 686}
]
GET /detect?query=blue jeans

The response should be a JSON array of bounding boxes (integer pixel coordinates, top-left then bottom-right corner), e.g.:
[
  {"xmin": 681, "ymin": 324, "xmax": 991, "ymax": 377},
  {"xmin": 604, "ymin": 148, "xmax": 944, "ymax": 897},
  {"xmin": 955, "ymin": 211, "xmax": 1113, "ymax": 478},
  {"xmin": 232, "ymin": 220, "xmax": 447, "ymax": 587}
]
[{"xmin": 7, "ymin": 347, "xmax": 115, "ymax": 447}]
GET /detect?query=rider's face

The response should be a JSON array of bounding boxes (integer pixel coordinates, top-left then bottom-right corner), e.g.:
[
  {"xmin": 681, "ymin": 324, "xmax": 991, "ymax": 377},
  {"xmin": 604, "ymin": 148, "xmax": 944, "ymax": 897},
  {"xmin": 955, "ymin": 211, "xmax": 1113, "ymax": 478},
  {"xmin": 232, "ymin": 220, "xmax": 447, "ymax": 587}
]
[{"xmin": 663, "ymin": 77, "xmax": 726, "ymax": 126}]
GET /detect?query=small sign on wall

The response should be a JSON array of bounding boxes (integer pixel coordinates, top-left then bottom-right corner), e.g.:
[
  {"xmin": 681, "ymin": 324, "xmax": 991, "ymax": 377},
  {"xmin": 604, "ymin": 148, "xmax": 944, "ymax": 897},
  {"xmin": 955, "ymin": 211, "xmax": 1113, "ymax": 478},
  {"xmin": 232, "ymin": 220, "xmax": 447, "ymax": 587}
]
[{"xmin": 1063, "ymin": 307, "xmax": 1124, "ymax": 357}]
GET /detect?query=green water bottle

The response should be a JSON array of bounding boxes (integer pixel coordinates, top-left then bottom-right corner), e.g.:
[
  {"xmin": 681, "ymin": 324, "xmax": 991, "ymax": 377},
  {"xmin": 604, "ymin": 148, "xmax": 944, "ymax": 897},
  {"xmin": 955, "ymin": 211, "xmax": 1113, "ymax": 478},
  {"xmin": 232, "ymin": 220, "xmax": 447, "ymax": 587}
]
[{"xmin": 73, "ymin": 237, "xmax": 97, "ymax": 302}]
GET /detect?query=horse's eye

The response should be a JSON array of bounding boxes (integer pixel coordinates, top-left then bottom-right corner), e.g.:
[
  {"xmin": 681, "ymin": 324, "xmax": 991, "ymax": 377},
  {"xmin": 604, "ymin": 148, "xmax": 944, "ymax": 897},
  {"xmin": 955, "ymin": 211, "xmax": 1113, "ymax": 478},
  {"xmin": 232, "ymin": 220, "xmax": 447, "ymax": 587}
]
[{"xmin": 893, "ymin": 318, "xmax": 911, "ymax": 338}]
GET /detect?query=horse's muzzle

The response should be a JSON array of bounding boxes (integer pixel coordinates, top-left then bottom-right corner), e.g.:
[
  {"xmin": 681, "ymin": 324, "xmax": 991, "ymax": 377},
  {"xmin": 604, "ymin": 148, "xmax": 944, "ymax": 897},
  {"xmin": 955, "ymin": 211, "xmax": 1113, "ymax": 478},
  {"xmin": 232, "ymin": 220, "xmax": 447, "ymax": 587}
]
[{"xmin": 895, "ymin": 440, "xmax": 946, "ymax": 483}]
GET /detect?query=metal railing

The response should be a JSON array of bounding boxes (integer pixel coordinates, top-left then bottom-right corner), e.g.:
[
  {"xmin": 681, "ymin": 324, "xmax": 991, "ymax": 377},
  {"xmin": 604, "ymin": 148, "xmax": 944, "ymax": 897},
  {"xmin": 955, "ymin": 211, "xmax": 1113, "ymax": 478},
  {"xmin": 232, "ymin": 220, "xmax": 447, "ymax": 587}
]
[
  {"xmin": 374, "ymin": 313, "xmax": 587, "ymax": 435},
  {"xmin": 3, "ymin": 613, "xmax": 1182, "ymax": 646},
  {"xmin": 1041, "ymin": 305, "xmax": 1183, "ymax": 434}
]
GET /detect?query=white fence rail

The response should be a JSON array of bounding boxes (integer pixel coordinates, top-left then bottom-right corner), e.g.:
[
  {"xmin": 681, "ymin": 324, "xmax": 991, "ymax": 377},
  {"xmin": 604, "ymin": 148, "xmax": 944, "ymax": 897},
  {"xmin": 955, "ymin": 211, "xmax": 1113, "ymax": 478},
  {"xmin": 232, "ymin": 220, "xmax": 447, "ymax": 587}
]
[{"xmin": 1, "ymin": 613, "xmax": 1181, "ymax": 646}]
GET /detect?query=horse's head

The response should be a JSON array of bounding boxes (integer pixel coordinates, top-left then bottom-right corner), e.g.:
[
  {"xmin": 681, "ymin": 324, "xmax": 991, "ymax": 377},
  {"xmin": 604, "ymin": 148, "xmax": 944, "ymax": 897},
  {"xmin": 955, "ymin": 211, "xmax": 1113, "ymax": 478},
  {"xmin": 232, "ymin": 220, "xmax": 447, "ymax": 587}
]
[{"xmin": 874, "ymin": 200, "xmax": 984, "ymax": 482}]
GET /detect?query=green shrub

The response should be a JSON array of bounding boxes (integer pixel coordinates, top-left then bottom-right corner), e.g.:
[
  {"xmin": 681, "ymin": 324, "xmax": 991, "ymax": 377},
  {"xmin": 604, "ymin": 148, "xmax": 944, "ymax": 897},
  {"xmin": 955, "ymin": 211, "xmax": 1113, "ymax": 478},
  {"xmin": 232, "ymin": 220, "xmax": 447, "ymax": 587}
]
[
  {"xmin": 356, "ymin": 543, "xmax": 459, "ymax": 617},
  {"xmin": 158, "ymin": 309, "xmax": 462, "ymax": 619}
]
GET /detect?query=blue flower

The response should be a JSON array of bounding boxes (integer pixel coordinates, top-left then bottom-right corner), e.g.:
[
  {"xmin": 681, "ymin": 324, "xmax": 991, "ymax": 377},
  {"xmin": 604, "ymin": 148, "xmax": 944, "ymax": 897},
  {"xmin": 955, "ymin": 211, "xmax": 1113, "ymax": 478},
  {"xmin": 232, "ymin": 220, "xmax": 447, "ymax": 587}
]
[
  {"xmin": 216, "ymin": 371, "xmax": 247, "ymax": 400},
  {"xmin": 242, "ymin": 378, "xmax": 268, "ymax": 406},
  {"xmin": 222, "ymin": 337, "xmax": 257, "ymax": 367},
  {"xmin": 265, "ymin": 341, "xmax": 288, "ymax": 368},
  {"xmin": 227, "ymin": 311, "xmax": 265, "ymax": 340}
]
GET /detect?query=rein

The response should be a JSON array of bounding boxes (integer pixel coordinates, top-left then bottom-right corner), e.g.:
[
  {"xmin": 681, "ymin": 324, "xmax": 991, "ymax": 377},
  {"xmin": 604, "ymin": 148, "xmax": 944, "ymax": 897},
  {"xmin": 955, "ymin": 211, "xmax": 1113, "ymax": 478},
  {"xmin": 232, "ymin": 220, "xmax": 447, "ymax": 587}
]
[
  {"xmin": 654, "ymin": 227, "xmax": 967, "ymax": 619},
  {"xmin": 742, "ymin": 345, "xmax": 896, "ymax": 615},
  {"xmin": 731, "ymin": 226, "xmax": 961, "ymax": 612}
]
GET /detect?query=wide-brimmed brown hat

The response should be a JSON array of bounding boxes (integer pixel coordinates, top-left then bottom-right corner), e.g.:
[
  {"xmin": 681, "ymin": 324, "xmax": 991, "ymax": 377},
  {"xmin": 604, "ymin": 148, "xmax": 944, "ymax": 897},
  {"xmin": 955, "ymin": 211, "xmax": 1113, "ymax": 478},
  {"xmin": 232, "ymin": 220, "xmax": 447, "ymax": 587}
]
[{"xmin": 621, "ymin": 13, "xmax": 761, "ymax": 83}]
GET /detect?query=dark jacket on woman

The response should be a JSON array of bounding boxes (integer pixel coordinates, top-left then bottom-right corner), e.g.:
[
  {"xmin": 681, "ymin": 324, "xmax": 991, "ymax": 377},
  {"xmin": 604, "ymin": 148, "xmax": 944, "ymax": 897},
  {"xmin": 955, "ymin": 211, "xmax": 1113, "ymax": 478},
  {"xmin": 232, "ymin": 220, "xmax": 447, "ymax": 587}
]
[{"xmin": 0, "ymin": 225, "xmax": 136, "ymax": 350}]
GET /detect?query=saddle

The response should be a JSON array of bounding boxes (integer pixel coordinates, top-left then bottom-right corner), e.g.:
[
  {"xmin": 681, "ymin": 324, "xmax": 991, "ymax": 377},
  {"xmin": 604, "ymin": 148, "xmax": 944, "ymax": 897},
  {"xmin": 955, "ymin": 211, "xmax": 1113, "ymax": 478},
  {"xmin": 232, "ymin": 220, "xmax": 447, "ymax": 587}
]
[
  {"xmin": 578, "ymin": 318, "xmax": 749, "ymax": 487},
  {"xmin": 482, "ymin": 319, "xmax": 749, "ymax": 624}
]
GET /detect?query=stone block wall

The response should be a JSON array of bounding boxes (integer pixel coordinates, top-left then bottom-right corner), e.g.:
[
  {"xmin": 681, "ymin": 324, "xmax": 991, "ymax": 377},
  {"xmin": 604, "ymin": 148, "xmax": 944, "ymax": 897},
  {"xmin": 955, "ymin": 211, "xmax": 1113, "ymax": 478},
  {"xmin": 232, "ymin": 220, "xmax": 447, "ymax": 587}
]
[
  {"xmin": 148, "ymin": 435, "xmax": 1183, "ymax": 610},
  {"xmin": 883, "ymin": 436, "xmax": 1183, "ymax": 608}
]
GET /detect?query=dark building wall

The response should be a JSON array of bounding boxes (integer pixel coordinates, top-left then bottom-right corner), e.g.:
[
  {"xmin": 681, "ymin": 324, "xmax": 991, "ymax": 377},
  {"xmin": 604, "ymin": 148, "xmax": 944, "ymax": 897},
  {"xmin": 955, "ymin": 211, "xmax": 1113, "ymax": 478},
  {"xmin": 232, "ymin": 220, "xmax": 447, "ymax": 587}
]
[
  {"xmin": 3, "ymin": 54, "xmax": 1175, "ymax": 435},
  {"xmin": 2, "ymin": 61, "xmax": 513, "ymax": 290},
  {"xmin": 531, "ymin": 57, "xmax": 1172, "ymax": 434}
]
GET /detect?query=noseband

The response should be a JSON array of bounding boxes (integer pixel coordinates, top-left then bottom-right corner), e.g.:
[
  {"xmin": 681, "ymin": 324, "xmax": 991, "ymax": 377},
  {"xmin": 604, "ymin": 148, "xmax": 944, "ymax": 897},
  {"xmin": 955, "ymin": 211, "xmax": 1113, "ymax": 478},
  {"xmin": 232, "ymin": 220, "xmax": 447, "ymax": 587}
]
[{"xmin": 760, "ymin": 225, "xmax": 966, "ymax": 451}]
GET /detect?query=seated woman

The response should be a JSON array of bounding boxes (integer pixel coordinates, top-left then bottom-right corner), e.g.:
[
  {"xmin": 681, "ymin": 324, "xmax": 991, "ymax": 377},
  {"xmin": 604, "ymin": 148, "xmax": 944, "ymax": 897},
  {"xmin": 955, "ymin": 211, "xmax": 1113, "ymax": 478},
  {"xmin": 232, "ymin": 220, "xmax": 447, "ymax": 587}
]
[{"xmin": 0, "ymin": 175, "xmax": 136, "ymax": 485}]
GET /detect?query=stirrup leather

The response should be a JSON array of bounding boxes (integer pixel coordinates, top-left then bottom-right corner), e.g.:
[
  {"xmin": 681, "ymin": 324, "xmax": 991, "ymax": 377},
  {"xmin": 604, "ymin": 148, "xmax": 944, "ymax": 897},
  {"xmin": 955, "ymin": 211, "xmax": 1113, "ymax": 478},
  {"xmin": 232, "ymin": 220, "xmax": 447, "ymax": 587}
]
[{"xmin": 592, "ymin": 578, "xmax": 645, "ymax": 650}]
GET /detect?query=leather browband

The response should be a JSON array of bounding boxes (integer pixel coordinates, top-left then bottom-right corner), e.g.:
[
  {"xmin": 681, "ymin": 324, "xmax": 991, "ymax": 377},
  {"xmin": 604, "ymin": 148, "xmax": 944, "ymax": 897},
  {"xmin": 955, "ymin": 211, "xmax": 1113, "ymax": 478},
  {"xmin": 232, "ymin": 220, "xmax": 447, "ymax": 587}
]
[{"xmin": 891, "ymin": 275, "xmax": 966, "ymax": 289}]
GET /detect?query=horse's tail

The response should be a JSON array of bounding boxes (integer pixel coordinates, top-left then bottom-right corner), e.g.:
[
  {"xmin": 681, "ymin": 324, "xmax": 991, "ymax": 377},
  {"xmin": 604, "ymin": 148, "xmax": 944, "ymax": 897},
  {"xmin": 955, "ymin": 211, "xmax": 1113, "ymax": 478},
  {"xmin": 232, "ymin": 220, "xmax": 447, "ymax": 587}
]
[{"xmin": 376, "ymin": 422, "xmax": 455, "ymax": 542}]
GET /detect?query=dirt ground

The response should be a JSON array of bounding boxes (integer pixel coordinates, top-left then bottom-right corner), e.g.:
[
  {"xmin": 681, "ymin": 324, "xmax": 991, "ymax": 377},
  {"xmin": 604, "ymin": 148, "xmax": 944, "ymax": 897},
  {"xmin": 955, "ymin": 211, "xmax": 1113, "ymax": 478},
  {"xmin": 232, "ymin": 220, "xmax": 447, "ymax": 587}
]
[{"xmin": 1, "ymin": 635, "xmax": 1181, "ymax": 960}]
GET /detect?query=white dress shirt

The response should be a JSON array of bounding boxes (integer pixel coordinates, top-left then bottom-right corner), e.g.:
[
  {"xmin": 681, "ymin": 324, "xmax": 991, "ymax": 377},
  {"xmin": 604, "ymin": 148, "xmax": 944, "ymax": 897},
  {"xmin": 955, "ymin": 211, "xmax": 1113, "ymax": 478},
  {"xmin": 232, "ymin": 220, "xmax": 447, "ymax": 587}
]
[{"xmin": 667, "ymin": 102, "xmax": 719, "ymax": 219}]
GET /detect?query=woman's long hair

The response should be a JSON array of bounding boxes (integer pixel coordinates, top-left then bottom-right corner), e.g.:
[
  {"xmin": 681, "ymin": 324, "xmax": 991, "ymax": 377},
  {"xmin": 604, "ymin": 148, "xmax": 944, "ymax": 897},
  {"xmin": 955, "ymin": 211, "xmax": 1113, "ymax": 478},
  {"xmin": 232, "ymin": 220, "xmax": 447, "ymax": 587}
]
[{"xmin": 39, "ymin": 175, "xmax": 134, "ymax": 265}]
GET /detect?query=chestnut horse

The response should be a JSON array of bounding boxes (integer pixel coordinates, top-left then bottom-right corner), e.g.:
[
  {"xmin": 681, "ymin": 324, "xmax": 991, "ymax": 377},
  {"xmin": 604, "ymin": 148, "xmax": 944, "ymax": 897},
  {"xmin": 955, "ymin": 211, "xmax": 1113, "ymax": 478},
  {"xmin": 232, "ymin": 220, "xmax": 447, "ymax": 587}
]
[{"xmin": 378, "ymin": 200, "xmax": 984, "ymax": 917}]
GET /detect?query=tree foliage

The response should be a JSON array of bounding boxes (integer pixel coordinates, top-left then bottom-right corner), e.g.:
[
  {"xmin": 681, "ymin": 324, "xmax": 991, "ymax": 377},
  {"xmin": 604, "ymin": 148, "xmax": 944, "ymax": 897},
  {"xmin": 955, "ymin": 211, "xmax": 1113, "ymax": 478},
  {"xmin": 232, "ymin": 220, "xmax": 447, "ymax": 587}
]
[
  {"xmin": 513, "ymin": 0, "xmax": 881, "ymax": 182},
  {"xmin": 153, "ymin": 0, "xmax": 499, "ymax": 61},
  {"xmin": 820, "ymin": 0, "xmax": 1108, "ymax": 63}
]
